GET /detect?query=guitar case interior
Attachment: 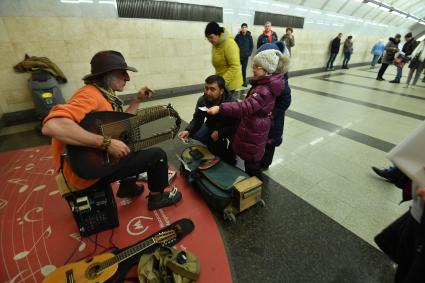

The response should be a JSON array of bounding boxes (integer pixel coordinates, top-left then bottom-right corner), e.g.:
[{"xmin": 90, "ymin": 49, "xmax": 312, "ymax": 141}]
[
  {"xmin": 180, "ymin": 145, "xmax": 249, "ymax": 213},
  {"xmin": 114, "ymin": 218, "xmax": 194, "ymax": 282}
]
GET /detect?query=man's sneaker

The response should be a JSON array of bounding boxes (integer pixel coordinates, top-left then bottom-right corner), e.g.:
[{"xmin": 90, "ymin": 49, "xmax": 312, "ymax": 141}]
[
  {"xmin": 376, "ymin": 77, "xmax": 385, "ymax": 81},
  {"xmin": 117, "ymin": 178, "xmax": 144, "ymax": 198},
  {"xmin": 371, "ymin": 166, "xmax": 398, "ymax": 183},
  {"xmin": 389, "ymin": 80, "xmax": 400, "ymax": 83},
  {"xmin": 148, "ymin": 186, "xmax": 182, "ymax": 210}
]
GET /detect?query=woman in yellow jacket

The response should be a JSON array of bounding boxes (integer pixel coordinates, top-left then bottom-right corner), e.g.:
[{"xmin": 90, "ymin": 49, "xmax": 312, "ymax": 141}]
[{"xmin": 205, "ymin": 22, "xmax": 243, "ymax": 92}]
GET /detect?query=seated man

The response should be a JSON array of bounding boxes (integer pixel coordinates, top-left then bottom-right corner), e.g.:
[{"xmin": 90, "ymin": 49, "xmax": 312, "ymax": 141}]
[
  {"xmin": 42, "ymin": 50, "xmax": 181, "ymax": 210},
  {"xmin": 177, "ymin": 75, "xmax": 236, "ymax": 162}
]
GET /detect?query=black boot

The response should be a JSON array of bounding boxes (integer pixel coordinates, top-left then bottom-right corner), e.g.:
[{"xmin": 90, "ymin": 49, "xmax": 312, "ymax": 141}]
[
  {"xmin": 389, "ymin": 79, "xmax": 400, "ymax": 83},
  {"xmin": 371, "ymin": 166, "xmax": 398, "ymax": 183},
  {"xmin": 148, "ymin": 186, "xmax": 182, "ymax": 210},
  {"xmin": 117, "ymin": 176, "xmax": 144, "ymax": 198}
]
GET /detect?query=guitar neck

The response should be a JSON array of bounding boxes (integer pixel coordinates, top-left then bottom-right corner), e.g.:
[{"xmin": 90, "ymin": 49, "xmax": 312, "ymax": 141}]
[
  {"xmin": 98, "ymin": 237, "xmax": 156, "ymax": 271},
  {"xmin": 131, "ymin": 132, "xmax": 176, "ymax": 152}
]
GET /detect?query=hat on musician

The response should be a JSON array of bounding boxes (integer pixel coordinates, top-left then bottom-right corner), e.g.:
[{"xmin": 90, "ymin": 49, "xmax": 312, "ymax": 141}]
[{"xmin": 82, "ymin": 50, "xmax": 137, "ymax": 81}]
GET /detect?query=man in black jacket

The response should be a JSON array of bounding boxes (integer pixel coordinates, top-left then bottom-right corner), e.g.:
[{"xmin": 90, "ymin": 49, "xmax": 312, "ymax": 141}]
[
  {"xmin": 235, "ymin": 23, "xmax": 254, "ymax": 87},
  {"xmin": 326, "ymin": 33, "xmax": 343, "ymax": 71},
  {"xmin": 177, "ymin": 75, "xmax": 236, "ymax": 161},
  {"xmin": 390, "ymin": 32, "xmax": 419, "ymax": 83}
]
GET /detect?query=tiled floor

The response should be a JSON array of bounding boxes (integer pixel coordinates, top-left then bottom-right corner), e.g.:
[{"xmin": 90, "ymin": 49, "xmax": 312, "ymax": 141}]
[{"xmin": 1, "ymin": 65, "xmax": 424, "ymax": 282}]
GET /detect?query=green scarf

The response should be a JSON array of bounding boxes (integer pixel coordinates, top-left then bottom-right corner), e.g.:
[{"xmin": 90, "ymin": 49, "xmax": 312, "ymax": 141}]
[{"xmin": 92, "ymin": 83, "xmax": 124, "ymax": 112}]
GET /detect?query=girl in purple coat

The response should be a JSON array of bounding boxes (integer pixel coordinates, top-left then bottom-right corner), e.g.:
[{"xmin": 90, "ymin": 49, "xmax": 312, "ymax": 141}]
[{"xmin": 208, "ymin": 49, "xmax": 289, "ymax": 179}]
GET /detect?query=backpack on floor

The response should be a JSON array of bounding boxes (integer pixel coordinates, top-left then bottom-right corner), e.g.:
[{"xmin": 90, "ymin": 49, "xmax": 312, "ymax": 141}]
[
  {"xmin": 138, "ymin": 246, "xmax": 201, "ymax": 283},
  {"xmin": 179, "ymin": 145, "xmax": 249, "ymax": 212},
  {"xmin": 30, "ymin": 69, "xmax": 65, "ymax": 120}
]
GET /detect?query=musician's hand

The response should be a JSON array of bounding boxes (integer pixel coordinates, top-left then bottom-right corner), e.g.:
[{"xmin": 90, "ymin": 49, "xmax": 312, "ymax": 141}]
[
  {"xmin": 177, "ymin": 131, "xmax": 190, "ymax": 140},
  {"xmin": 207, "ymin": 106, "xmax": 220, "ymax": 115},
  {"xmin": 107, "ymin": 139, "xmax": 130, "ymax": 159},
  {"xmin": 210, "ymin": 131, "xmax": 219, "ymax": 142},
  {"xmin": 136, "ymin": 86, "xmax": 153, "ymax": 101}
]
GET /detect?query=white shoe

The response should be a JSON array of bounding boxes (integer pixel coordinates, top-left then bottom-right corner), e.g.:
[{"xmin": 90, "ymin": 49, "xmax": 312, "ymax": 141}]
[
  {"xmin": 402, "ymin": 84, "xmax": 409, "ymax": 88},
  {"xmin": 410, "ymin": 86, "xmax": 415, "ymax": 89}
]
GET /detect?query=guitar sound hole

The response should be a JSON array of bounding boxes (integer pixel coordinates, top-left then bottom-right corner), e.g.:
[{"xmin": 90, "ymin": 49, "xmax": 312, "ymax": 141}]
[
  {"xmin": 120, "ymin": 130, "xmax": 130, "ymax": 143},
  {"xmin": 86, "ymin": 264, "xmax": 101, "ymax": 279}
]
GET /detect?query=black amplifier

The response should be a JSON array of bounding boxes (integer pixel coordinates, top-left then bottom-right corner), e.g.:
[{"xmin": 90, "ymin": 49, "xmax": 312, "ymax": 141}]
[{"xmin": 65, "ymin": 184, "xmax": 119, "ymax": 236}]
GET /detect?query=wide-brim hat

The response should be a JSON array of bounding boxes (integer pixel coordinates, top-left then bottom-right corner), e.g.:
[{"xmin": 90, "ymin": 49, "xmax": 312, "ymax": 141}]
[{"xmin": 82, "ymin": 50, "xmax": 137, "ymax": 80}]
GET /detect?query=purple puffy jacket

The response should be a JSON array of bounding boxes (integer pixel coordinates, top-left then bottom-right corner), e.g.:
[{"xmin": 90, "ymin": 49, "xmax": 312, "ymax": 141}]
[{"xmin": 220, "ymin": 73, "xmax": 284, "ymax": 162}]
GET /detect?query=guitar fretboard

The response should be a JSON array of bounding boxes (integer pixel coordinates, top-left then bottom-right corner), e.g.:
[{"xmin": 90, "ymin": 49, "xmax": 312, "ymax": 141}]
[{"xmin": 98, "ymin": 237, "xmax": 156, "ymax": 271}]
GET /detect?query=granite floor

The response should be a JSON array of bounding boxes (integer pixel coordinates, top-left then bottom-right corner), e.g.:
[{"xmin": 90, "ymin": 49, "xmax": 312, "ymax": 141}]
[{"xmin": 1, "ymin": 64, "xmax": 424, "ymax": 282}]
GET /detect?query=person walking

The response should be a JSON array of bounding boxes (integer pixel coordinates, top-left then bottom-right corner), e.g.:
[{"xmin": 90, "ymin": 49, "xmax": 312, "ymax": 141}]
[
  {"xmin": 342, "ymin": 35, "xmax": 353, "ymax": 69},
  {"xmin": 235, "ymin": 23, "xmax": 254, "ymax": 87},
  {"xmin": 326, "ymin": 33, "xmax": 343, "ymax": 71},
  {"xmin": 370, "ymin": 40, "xmax": 385, "ymax": 68}
]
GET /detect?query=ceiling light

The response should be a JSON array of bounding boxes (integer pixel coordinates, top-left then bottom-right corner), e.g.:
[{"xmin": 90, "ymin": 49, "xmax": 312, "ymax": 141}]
[
  {"xmin": 271, "ymin": 3, "xmax": 290, "ymax": 8},
  {"xmin": 295, "ymin": 7, "xmax": 308, "ymax": 12},
  {"xmin": 310, "ymin": 10, "xmax": 322, "ymax": 14},
  {"xmin": 238, "ymin": 13, "xmax": 252, "ymax": 16},
  {"xmin": 366, "ymin": 2, "xmax": 379, "ymax": 8},
  {"xmin": 378, "ymin": 6, "xmax": 389, "ymax": 12},
  {"xmin": 250, "ymin": 0, "xmax": 268, "ymax": 4}
]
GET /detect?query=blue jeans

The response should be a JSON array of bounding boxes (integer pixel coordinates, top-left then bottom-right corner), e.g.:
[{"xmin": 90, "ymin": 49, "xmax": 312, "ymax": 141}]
[
  {"xmin": 343, "ymin": 52, "xmax": 351, "ymax": 67},
  {"xmin": 371, "ymin": 54, "xmax": 380, "ymax": 67},
  {"xmin": 326, "ymin": 53, "xmax": 338, "ymax": 69},
  {"xmin": 395, "ymin": 66, "xmax": 402, "ymax": 81},
  {"xmin": 191, "ymin": 124, "xmax": 229, "ymax": 160}
]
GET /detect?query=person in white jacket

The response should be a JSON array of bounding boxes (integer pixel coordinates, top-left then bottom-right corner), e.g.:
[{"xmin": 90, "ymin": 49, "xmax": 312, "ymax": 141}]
[{"xmin": 404, "ymin": 38, "xmax": 425, "ymax": 88}]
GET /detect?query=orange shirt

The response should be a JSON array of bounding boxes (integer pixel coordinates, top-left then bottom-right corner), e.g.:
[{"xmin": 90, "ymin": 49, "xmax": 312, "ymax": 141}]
[{"xmin": 43, "ymin": 84, "xmax": 113, "ymax": 190}]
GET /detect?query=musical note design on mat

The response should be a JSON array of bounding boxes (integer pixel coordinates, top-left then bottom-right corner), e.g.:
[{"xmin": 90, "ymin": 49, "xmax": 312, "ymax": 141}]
[
  {"xmin": 25, "ymin": 163, "xmax": 35, "ymax": 171},
  {"xmin": 13, "ymin": 226, "xmax": 52, "ymax": 261},
  {"xmin": 7, "ymin": 178, "xmax": 29, "ymax": 193},
  {"xmin": 70, "ymin": 233, "xmax": 87, "ymax": 252},
  {"xmin": 9, "ymin": 264, "xmax": 56, "ymax": 283},
  {"xmin": 0, "ymin": 198, "xmax": 7, "ymax": 210},
  {"xmin": 17, "ymin": 206, "xmax": 43, "ymax": 225},
  {"xmin": 17, "ymin": 185, "xmax": 47, "ymax": 212},
  {"xmin": 27, "ymin": 168, "xmax": 55, "ymax": 176},
  {"xmin": 39, "ymin": 156, "xmax": 53, "ymax": 161}
]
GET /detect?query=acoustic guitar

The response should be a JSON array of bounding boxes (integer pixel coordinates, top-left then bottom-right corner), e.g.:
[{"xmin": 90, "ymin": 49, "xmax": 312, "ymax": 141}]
[
  {"xmin": 42, "ymin": 229, "xmax": 177, "ymax": 283},
  {"xmin": 66, "ymin": 104, "xmax": 181, "ymax": 179}
]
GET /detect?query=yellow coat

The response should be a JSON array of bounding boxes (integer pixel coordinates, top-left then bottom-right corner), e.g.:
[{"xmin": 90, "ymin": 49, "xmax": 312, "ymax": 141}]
[{"xmin": 211, "ymin": 29, "xmax": 243, "ymax": 91}]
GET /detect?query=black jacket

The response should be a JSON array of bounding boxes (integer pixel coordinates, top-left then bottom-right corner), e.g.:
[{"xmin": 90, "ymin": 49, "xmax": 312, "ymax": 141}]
[
  {"xmin": 402, "ymin": 39, "xmax": 419, "ymax": 56},
  {"xmin": 235, "ymin": 31, "xmax": 254, "ymax": 59},
  {"xmin": 257, "ymin": 31, "xmax": 278, "ymax": 49},
  {"xmin": 330, "ymin": 37, "xmax": 341, "ymax": 54},
  {"xmin": 185, "ymin": 90, "xmax": 237, "ymax": 139}
]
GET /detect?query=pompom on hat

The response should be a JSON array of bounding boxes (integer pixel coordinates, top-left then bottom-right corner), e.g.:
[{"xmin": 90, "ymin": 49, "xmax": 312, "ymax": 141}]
[{"xmin": 82, "ymin": 50, "xmax": 137, "ymax": 81}]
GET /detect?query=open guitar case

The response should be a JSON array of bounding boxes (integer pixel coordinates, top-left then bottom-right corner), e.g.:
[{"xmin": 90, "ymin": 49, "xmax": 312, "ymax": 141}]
[{"xmin": 113, "ymin": 218, "xmax": 195, "ymax": 283}]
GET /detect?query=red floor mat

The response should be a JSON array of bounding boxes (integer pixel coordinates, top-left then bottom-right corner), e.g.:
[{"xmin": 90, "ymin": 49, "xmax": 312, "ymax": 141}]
[{"xmin": 0, "ymin": 146, "xmax": 232, "ymax": 282}]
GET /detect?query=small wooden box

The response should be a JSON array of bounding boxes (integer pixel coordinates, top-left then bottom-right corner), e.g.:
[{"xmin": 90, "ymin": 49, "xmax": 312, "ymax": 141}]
[{"xmin": 232, "ymin": 176, "xmax": 262, "ymax": 212}]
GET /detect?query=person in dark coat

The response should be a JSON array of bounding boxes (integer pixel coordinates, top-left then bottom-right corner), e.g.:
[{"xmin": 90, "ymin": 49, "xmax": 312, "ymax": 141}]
[
  {"xmin": 255, "ymin": 42, "xmax": 292, "ymax": 170},
  {"xmin": 342, "ymin": 35, "xmax": 353, "ymax": 69},
  {"xmin": 389, "ymin": 32, "xmax": 419, "ymax": 83},
  {"xmin": 257, "ymin": 21, "xmax": 278, "ymax": 49},
  {"xmin": 207, "ymin": 50, "xmax": 289, "ymax": 179},
  {"xmin": 376, "ymin": 34, "xmax": 401, "ymax": 81},
  {"xmin": 235, "ymin": 23, "xmax": 254, "ymax": 87},
  {"xmin": 177, "ymin": 75, "xmax": 236, "ymax": 162},
  {"xmin": 326, "ymin": 33, "xmax": 343, "ymax": 71}
]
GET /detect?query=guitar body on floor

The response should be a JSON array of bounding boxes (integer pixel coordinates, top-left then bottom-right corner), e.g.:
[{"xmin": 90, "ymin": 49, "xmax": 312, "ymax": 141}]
[{"xmin": 42, "ymin": 252, "xmax": 117, "ymax": 283}]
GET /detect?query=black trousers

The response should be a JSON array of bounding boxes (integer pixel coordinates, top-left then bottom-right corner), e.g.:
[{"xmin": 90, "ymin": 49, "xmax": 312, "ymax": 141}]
[
  {"xmin": 245, "ymin": 160, "xmax": 262, "ymax": 180},
  {"xmin": 88, "ymin": 147, "xmax": 168, "ymax": 193},
  {"xmin": 375, "ymin": 211, "xmax": 425, "ymax": 283},
  {"xmin": 377, "ymin": 63, "xmax": 390, "ymax": 79},
  {"xmin": 240, "ymin": 57, "xmax": 249, "ymax": 85}
]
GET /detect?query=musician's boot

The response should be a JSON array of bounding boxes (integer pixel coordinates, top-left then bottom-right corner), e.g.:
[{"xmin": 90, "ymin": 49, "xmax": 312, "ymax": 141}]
[
  {"xmin": 148, "ymin": 186, "xmax": 182, "ymax": 210},
  {"xmin": 117, "ymin": 176, "xmax": 144, "ymax": 198}
]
